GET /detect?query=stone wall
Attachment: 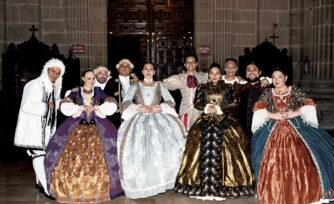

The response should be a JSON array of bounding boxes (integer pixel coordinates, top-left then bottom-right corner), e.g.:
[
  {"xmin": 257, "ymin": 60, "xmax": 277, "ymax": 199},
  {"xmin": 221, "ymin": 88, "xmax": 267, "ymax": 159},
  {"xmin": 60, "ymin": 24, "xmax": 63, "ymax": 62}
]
[
  {"xmin": 0, "ymin": 0, "xmax": 333, "ymax": 94},
  {"xmin": 194, "ymin": 0, "xmax": 333, "ymax": 81},
  {"xmin": 0, "ymin": 0, "xmax": 108, "ymax": 78},
  {"xmin": 194, "ymin": 0, "xmax": 291, "ymax": 71}
]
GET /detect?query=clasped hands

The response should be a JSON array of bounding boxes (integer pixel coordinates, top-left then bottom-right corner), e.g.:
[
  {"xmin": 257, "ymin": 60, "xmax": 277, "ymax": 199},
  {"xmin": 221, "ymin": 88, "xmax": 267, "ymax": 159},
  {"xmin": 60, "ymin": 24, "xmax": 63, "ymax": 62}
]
[
  {"xmin": 138, "ymin": 105, "xmax": 162, "ymax": 114},
  {"xmin": 270, "ymin": 109, "xmax": 300, "ymax": 120},
  {"xmin": 82, "ymin": 105, "xmax": 97, "ymax": 113}
]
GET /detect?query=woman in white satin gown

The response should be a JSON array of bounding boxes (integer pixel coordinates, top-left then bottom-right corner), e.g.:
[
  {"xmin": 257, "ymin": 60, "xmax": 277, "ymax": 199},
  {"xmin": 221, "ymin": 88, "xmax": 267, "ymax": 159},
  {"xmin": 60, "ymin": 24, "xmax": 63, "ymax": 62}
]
[{"xmin": 117, "ymin": 62, "xmax": 186, "ymax": 199}]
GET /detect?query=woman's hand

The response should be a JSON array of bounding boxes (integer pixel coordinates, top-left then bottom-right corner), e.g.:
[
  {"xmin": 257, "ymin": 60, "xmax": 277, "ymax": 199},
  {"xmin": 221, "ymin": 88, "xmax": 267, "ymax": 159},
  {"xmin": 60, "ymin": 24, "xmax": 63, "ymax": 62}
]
[
  {"xmin": 149, "ymin": 105, "xmax": 162, "ymax": 113},
  {"xmin": 83, "ymin": 105, "xmax": 96, "ymax": 113},
  {"xmin": 260, "ymin": 79, "xmax": 270, "ymax": 87},
  {"xmin": 285, "ymin": 109, "xmax": 301, "ymax": 119},
  {"xmin": 137, "ymin": 105, "xmax": 150, "ymax": 113},
  {"xmin": 268, "ymin": 112, "xmax": 285, "ymax": 120}
]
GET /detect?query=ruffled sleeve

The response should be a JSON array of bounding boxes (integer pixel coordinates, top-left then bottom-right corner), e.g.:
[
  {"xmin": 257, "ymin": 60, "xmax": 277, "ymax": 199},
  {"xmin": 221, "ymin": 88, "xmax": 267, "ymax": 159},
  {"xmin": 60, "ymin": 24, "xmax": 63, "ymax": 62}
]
[
  {"xmin": 60, "ymin": 91, "xmax": 83, "ymax": 117},
  {"xmin": 293, "ymin": 86, "xmax": 318, "ymax": 127},
  {"xmin": 94, "ymin": 87, "xmax": 118, "ymax": 118},
  {"xmin": 162, "ymin": 74, "xmax": 182, "ymax": 90},
  {"xmin": 251, "ymin": 89, "xmax": 271, "ymax": 133}
]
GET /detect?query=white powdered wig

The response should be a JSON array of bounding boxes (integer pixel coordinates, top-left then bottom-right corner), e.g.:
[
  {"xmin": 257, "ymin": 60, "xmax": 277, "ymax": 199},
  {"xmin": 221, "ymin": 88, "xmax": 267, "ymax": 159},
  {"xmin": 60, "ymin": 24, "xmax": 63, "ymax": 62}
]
[
  {"xmin": 94, "ymin": 65, "xmax": 111, "ymax": 77},
  {"xmin": 41, "ymin": 58, "xmax": 66, "ymax": 97},
  {"xmin": 116, "ymin": 58, "xmax": 134, "ymax": 69}
]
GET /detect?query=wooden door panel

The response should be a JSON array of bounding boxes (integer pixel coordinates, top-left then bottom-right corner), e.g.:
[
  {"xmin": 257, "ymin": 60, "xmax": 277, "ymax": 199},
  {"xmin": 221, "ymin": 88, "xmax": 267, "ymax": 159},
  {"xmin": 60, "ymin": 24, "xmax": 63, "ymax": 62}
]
[{"xmin": 108, "ymin": 0, "xmax": 193, "ymax": 79}]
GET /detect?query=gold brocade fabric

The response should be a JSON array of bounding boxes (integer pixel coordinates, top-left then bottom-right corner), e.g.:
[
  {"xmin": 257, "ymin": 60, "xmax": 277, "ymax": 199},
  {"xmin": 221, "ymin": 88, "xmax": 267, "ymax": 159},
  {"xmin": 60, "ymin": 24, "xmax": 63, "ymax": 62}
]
[
  {"xmin": 176, "ymin": 118, "xmax": 202, "ymax": 185},
  {"xmin": 50, "ymin": 124, "xmax": 110, "ymax": 203},
  {"xmin": 257, "ymin": 120, "xmax": 321, "ymax": 204},
  {"xmin": 177, "ymin": 117, "xmax": 253, "ymax": 186},
  {"xmin": 221, "ymin": 118, "xmax": 253, "ymax": 187},
  {"xmin": 175, "ymin": 81, "xmax": 253, "ymax": 197}
]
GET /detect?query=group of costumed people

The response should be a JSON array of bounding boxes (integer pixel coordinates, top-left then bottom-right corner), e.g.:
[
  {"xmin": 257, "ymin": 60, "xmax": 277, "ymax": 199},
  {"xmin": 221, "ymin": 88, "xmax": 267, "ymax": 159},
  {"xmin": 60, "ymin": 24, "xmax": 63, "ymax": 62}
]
[{"xmin": 14, "ymin": 54, "xmax": 334, "ymax": 204}]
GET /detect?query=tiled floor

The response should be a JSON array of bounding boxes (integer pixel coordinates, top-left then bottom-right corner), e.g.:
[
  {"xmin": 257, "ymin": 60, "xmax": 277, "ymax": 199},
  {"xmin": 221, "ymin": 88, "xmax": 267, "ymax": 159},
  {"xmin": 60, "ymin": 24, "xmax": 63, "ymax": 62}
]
[
  {"xmin": 1, "ymin": 137, "xmax": 334, "ymax": 204},
  {"xmin": 0, "ymin": 159, "xmax": 259, "ymax": 204},
  {"xmin": 0, "ymin": 146, "xmax": 259, "ymax": 204}
]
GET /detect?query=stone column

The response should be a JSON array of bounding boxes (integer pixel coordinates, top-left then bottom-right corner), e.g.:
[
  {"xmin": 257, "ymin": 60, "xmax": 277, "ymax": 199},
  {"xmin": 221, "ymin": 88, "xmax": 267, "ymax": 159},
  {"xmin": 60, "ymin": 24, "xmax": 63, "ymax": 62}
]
[{"xmin": 310, "ymin": 0, "xmax": 333, "ymax": 80}]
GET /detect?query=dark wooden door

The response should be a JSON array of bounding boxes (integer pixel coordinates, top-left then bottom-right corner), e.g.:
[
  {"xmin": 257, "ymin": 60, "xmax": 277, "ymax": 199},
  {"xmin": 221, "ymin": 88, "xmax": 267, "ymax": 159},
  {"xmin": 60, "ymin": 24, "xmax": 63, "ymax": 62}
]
[
  {"xmin": 108, "ymin": 35, "xmax": 145, "ymax": 78},
  {"xmin": 108, "ymin": 0, "xmax": 194, "ymax": 79}
]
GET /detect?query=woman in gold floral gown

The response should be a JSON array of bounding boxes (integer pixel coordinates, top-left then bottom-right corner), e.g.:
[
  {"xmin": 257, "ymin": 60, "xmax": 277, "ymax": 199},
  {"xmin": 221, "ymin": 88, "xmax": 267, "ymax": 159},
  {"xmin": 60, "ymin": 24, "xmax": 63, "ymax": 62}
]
[
  {"xmin": 175, "ymin": 63, "xmax": 254, "ymax": 201},
  {"xmin": 45, "ymin": 69, "xmax": 123, "ymax": 203}
]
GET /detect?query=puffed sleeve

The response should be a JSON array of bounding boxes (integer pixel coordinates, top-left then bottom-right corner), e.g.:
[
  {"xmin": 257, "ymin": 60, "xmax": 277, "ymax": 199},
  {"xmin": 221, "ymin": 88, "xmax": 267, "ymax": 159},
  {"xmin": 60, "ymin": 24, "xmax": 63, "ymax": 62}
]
[
  {"xmin": 196, "ymin": 72, "xmax": 209, "ymax": 84},
  {"xmin": 221, "ymin": 83, "xmax": 237, "ymax": 116},
  {"xmin": 94, "ymin": 87, "xmax": 118, "ymax": 118},
  {"xmin": 293, "ymin": 86, "xmax": 318, "ymax": 128},
  {"xmin": 60, "ymin": 91, "xmax": 83, "ymax": 117},
  {"xmin": 163, "ymin": 74, "xmax": 182, "ymax": 90},
  {"xmin": 121, "ymin": 84, "xmax": 140, "ymax": 120},
  {"xmin": 194, "ymin": 84, "xmax": 207, "ymax": 110},
  {"xmin": 159, "ymin": 82, "xmax": 178, "ymax": 117},
  {"xmin": 251, "ymin": 89, "xmax": 271, "ymax": 133}
]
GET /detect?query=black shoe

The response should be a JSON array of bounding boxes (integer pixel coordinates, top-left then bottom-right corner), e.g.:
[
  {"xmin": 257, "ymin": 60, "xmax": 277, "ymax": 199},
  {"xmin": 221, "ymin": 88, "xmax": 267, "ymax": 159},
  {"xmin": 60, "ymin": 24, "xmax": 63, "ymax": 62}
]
[
  {"xmin": 37, "ymin": 186, "xmax": 56, "ymax": 200},
  {"xmin": 44, "ymin": 193, "xmax": 56, "ymax": 200},
  {"xmin": 36, "ymin": 185, "xmax": 44, "ymax": 194}
]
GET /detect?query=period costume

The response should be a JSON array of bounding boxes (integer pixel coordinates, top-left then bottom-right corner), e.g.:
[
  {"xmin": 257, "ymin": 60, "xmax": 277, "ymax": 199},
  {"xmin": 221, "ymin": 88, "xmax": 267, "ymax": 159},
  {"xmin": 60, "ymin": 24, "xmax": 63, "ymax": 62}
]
[
  {"xmin": 105, "ymin": 75, "xmax": 136, "ymax": 128},
  {"xmin": 221, "ymin": 75, "xmax": 247, "ymax": 85},
  {"xmin": 175, "ymin": 80, "xmax": 254, "ymax": 200},
  {"xmin": 163, "ymin": 72, "xmax": 207, "ymax": 131},
  {"xmin": 117, "ymin": 81, "xmax": 186, "ymax": 199},
  {"xmin": 251, "ymin": 86, "xmax": 334, "ymax": 204},
  {"xmin": 14, "ymin": 58, "xmax": 65, "ymax": 195},
  {"xmin": 44, "ymin": 87, "xmax": 123, "ymax": 203},
  {"xmin": 104, "ymin": 59, "xmax": 137, "ymax": 128},
  {"xmin": 94, "ymin": 65, "xmax": 112, "ymax": 91},
  {"xmin": 236, "ymin": 80, "xmax": 266, "ymax": 138}
]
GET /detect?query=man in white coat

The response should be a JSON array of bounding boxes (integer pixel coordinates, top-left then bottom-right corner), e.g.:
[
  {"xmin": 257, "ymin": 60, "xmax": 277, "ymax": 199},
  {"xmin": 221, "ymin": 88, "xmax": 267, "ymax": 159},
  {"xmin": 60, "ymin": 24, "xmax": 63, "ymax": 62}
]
[{"xmin": 14, "ymin": 58, "xmax": 65, "ymax": 197}]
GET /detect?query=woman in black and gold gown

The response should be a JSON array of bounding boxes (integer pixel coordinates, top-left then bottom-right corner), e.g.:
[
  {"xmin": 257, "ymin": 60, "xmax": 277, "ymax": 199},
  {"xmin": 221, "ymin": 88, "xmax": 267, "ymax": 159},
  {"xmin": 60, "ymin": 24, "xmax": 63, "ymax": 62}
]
[{"xmin": 175, "ymin": 63, "xmax": 253, "ymax": 201}]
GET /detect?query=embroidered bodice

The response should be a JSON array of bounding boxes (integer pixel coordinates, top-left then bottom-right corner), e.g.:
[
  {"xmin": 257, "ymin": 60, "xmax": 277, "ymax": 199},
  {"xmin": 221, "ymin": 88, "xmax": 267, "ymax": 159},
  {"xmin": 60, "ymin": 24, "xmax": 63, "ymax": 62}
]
[
  {"xmin": 257, "ymin": 86, "xmax": 315, "ymax": 113},
  {"xmin": 194, "ymin": 80, "xmax": 235, "ymax": 113}
]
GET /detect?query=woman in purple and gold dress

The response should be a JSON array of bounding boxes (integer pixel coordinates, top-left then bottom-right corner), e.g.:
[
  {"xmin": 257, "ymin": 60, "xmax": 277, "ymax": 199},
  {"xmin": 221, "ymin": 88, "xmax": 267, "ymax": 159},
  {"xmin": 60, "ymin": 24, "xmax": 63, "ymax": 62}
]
[
  {"xmin": 44, "ymin": 69, "xmax": 123, "ymax": 203},
  {"xmin": 251, "ymin": 68, "xmax": 334, "ymax": 204}
]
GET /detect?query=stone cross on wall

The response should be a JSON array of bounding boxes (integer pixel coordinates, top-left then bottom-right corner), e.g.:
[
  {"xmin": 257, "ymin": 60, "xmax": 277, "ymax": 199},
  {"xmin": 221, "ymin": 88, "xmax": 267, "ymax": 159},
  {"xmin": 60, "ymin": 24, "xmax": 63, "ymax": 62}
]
[
  {"xmin": 29, "ymin": 25, "xmax": 38, "ymax": 37},
  {"xmin": 269, "ymin": 22, "xmax": 279, "ymax": 46}
]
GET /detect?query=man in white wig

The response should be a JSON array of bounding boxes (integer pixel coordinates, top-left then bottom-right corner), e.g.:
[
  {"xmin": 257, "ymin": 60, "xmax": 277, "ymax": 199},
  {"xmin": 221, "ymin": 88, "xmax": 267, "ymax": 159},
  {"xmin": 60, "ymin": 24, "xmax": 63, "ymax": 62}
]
[
  {"xmin": 94, "ymin": 65, "xmax": 112, "ymax": 91},
  {"xmin": 14, "ymin": 58, "xmax": 65, "ymax": 197},
  {"xmin": 108, "ymin": 58, "xmax": 138, "ymax": 128}
]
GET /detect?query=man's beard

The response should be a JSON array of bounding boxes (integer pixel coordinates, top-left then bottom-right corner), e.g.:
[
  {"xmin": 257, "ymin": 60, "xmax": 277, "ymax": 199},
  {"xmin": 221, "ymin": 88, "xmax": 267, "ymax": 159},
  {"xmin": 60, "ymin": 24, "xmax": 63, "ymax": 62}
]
[
  {"xmin": 246, "ymin": 77, "xmax": 260, "ymax": 83},
  {"xmin": 97, "ymin": 79, "xmax": 107, "ymax": 84}
]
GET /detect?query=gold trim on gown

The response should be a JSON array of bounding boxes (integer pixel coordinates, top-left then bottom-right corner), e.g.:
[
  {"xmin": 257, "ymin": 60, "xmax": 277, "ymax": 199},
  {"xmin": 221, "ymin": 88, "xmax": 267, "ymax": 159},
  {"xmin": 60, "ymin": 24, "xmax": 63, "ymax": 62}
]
[{"xmin": 175, "ymin": 81, "xmax": 254, "ymax": 198}]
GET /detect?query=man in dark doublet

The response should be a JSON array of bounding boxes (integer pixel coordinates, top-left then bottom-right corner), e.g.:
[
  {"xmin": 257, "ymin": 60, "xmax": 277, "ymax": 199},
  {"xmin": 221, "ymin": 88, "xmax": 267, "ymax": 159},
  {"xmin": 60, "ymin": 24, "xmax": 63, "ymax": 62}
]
[
  {"xmin": 237, "ymin": 62, "xmax": 267, "ymax": 138},
  {"xmin": 104, "ymin": 59, "xmax": 138, "ymax": 128}
]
